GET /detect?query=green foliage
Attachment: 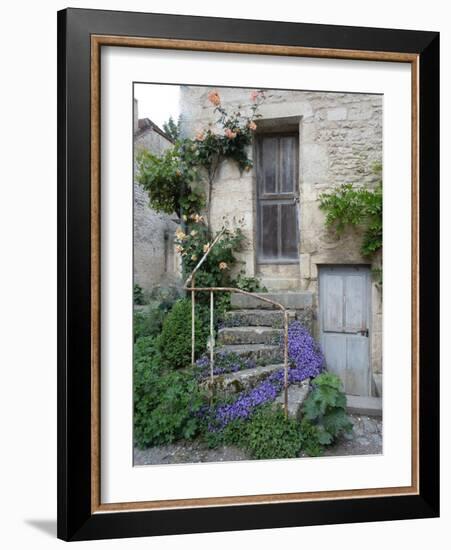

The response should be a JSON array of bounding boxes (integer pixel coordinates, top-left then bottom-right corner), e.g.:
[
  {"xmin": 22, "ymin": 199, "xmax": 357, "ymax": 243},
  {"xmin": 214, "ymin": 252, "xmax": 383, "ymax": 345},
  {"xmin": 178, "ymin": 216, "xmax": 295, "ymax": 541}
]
[
  {"xmin": 208, "ymin": 403, "xmax": 339, "ymax": 460},
  {"xmin": 234, "ymin": 273, "xmax": 267, "ymax": 293},
  {"xmin": 148, "ymin": 285, "xmax": 182, "ymax": 314},
  {"xmin": 133, "ymin": 288, "xmax": 181, "ymax": 342},
  {"xmin": 301, "ymin": 372, "xmax": 353, "ymax": 452},
  {"xmin": 319, "ymin": 167, "xmax": 382, "ymax": 258},
  {"xmin": 195, "ymin": 127, "xmax": 253, "ymax": 174},
  {"xmin": 133, "ymin": 337, "xmax": 207, "ymax": 448},
  {"xmin": 136, "ymin": 144, "xmax": 205, "ymax": 218},
  {"xmin": 162, "ymin": 116, "xmax": 180, "ymax": 141},
  {"xmin": 204, "ymin": 405, "xmax": 304, "ymax": 459},
  {"xmin": 214, "ymin": 292, "xmax": 232, "ymax": 321},
  {"xmin": 206, "ymin": 373, "xmax": 352, "ymax": 458},
  {"xmin": 203, "ymin": 416, "xmax": 246, "ymax": 449},
  {"xmin": 241, "ymin": 406, "xmax": 304, "ymax": 459},
  {"xmin": 157, "ymin": 298, "xmax": 209, "ymax": 369},
  {"xmin": 299, "ymin": 418, "xmax": 324, "ymax": 457},
  {"xmin": 149, "ymin": 284, "xmax": 181, "ymax": 303},
  {"xmin": 175, "ymin": 220, "xmax": 246, "ymax": 290},
  {"xmin": 133, "ymin": 306, "xmax": 166, "ymax": 342},
  {"xmin": 214, "ymin": 274, "xmax": 266, "ymax": 327},
  {"xmin": 134, "ymin": 284, "xmax": 145, "ymax": 305}
]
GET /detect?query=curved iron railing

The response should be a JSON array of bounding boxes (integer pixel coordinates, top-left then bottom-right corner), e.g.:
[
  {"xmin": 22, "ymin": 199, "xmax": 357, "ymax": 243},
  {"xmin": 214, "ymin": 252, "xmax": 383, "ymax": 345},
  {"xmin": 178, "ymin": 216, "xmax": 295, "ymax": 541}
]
[{"xmin": 184, "ymin": 228, "xmax": 290, "ymax": 418}]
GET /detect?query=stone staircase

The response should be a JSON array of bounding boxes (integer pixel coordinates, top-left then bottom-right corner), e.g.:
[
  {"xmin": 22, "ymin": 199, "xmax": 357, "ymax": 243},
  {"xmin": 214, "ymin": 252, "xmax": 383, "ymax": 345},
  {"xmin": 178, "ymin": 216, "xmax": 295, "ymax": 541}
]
[
  {"xmin": 217, "ymin": 291, "xmax": 313, "ymax": 364},
  {"xmin": 218, "ymin": 317, "xmax": 285, "ymax": 365},
  {"xmin": 205, "ymin": 291, "xmax": 382, "ymax": 419},
  {"xmin": 208, "ymin": 292, "xmax": 314, "ymax": 417}
]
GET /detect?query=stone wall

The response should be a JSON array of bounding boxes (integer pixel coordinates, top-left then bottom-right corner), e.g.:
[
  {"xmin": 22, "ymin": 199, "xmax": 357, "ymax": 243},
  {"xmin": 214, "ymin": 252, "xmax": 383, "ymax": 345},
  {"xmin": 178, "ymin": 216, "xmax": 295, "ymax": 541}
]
[
  {"xmin": 179, "ymin": 85, "xmax": 383, "ymax": 381},
  {"xmin": 134, "ymin": 122, "xmax": 180, "ymax": 295}
]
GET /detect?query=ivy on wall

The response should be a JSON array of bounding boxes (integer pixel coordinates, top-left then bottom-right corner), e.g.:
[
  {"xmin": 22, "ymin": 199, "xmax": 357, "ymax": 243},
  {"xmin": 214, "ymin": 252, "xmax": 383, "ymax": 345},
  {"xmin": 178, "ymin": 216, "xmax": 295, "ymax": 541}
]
[{"xmin": 318, "ymin": 163, "xmax": 382, "ymax": 258}]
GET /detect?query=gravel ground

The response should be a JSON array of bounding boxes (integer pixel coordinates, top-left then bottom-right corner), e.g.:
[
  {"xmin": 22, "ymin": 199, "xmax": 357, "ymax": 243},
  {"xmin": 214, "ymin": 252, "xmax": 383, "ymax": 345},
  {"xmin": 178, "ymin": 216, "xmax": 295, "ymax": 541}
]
[
  {"xmin": 322, "ymin": 414, "xmax": 382, "ymax": 457},
  {"xmin": 133, "ymin": 414, "xmax": 382, "ymax": 466},
  {"xmin": 134, "ymin": 440, "xmax": 250, "ymax": 465}
]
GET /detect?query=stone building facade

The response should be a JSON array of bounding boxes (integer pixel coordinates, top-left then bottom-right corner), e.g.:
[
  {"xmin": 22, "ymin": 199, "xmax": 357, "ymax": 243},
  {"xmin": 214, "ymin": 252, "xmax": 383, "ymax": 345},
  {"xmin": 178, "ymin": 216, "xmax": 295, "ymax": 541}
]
[
  {"xmin": 179, "ymin": 86, "xmax": 383, "ymax": 398},
  {"xmin": 133, "ymin": 99, "xmax": 180, "ymax": 295}
]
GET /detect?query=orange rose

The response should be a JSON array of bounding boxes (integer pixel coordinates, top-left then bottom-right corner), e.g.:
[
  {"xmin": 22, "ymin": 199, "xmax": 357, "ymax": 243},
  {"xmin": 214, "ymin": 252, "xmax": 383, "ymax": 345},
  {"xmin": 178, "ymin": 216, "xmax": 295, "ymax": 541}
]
[
  {"xmin": 207, "ymin": 90, "xmax": 221, "ymax": 106},
  {"xmin": 224, "ymin": 128, "xmax": 237, "ymax": 139}
]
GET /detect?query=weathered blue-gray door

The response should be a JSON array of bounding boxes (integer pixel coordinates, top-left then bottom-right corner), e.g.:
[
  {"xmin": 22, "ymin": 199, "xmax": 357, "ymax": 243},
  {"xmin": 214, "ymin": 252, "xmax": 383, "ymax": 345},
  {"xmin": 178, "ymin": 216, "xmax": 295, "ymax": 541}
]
[{"xmin": 319, "ymin": 266, "xmax": 371, "ymax": 396}]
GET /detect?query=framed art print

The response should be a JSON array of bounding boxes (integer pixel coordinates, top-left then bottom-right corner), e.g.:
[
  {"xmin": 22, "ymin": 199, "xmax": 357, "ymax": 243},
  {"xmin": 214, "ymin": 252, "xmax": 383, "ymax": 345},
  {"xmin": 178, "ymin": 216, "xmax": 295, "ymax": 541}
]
[{"xmin": 57, "ymin": 8, "xmax": 439, "ymax": 541}]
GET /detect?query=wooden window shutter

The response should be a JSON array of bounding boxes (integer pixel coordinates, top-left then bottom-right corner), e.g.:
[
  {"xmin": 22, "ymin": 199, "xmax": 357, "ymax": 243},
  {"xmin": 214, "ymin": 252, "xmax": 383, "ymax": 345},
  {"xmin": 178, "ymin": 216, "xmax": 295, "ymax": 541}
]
[{"xmin": 256, "ymin": 133, "xmax": 299, "ymax": 262}]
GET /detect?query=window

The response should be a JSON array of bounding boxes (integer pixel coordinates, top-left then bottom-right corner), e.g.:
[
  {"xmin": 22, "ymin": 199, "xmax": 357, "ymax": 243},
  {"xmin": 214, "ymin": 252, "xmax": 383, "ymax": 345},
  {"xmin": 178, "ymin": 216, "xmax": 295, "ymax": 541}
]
[{"xmin": 256, "ymin": 133, "xmax": 299, "ymax": 262}]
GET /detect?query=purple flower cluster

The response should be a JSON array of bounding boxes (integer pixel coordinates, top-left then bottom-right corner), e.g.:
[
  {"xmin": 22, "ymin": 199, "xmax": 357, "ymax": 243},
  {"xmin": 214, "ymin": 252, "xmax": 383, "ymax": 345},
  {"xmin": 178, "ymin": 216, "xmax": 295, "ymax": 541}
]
[
  {"xmin": 211, "ymin": 371, "xmax": 283, "ymax": 430},
  {"xmin": 194, "ymin": 351, "xmax": 256, "ymax": 380},
  {"xmin": 286, "ymin": 321, "xmax": 324, "ymax": 380},
  {"xmin": 207, "ymin": 321, "xmax": 324, "ymax": 430}
]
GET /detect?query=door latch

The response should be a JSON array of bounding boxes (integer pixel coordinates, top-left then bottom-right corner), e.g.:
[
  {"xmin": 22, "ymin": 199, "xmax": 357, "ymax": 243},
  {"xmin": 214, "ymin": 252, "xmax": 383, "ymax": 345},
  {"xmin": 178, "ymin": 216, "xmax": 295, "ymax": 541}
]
[{"xmin": 358, "ymin": 328, "xmax": 369, "ymax": 337}]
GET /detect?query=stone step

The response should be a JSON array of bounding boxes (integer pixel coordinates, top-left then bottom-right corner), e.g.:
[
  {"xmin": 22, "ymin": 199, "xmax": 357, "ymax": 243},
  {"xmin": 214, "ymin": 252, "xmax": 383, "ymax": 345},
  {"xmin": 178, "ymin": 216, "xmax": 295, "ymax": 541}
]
[
  {"xmin": 346, "ymin": 395, "xmax": 382, "ymax": 417},
  {"xmin": 201, "ymin": 363, "xmax": 283, "ymax": 395},
  {"xmin": 273, "ymin": 380, "xmax": 310, "ymax": 419},
  {"xmin": 259, "ymin": 278, "xmax": 301, "ymax": 291},
  {"xmin": 231, "ymin": 291, "xmax": 313, "ymax": 310},
  {"xmin": 224, "ymin": 309, "xmax": 296, "ymax": 327},
  {"xmin": 216, "ymin": 344, "xmax": 283, "ymax": 365},
  {"xmin": 217, "ymin": 326, "xmax": 282, "ymax": 345}
]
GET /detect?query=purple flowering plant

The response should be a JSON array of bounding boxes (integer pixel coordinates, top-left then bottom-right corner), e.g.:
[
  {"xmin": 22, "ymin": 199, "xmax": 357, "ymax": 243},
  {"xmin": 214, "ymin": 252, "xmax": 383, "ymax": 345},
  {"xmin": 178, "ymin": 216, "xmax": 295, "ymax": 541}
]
[
  {"xmin": 194, "ymin": 350, "xmax": 257, "ymax": 380},
  {"xmin": 286, "ymin": 321, "xmax": 325, "ymax": 381},
  {"xmin": 205, "ymin": 321, "xmax": 324, "ymax": 431}
]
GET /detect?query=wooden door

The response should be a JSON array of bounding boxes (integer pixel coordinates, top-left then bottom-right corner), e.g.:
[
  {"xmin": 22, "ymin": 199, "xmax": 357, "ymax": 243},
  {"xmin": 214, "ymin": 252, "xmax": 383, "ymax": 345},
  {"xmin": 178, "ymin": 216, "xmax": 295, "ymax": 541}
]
[
  {"xmin": 256, "ymin": 134, "xmax": 299, "ymax": 262},
  {"xmin": 319, "ymin": 266, "xmax": 371, "ymax": 396}
]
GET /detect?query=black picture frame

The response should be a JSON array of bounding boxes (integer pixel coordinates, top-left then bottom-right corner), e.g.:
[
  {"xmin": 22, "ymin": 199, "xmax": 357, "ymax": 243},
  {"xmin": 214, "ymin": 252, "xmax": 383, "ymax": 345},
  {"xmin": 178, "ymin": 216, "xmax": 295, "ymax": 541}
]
[{"xmin": 57, "ymin": 7, "xmax": 439, "ymax": 541}]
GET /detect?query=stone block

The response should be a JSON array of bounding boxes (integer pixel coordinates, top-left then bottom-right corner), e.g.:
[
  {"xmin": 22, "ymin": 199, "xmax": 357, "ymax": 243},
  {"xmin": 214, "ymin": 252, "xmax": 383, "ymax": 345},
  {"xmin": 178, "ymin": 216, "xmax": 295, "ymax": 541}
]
[
  {"xmin": 295, "ymin": 307, "xmax": 313, "ymax": 331},
  {"xmin": 348, "ymin": 103, "xmax": 373, "ymax": 120},
  {"xmin": 371, "ymin": 330, "xmax": 383, "ymax": 374},
  {"xmin": 299, "ymin": 253, "xmax": 311, "ymax": 280},
  {"xmin": 327, "ymin": 107, "xmax": 347, "ymax": 121},
  {"xmin": 310, "ymin": 262, "xmax": 318, "ymax": 280},
  {"xmin": 301, "ymin": 144, "xmax": 329, "ymax": 182},
  {"xmin": 273, "ymin": 381, "xmax": 310, "ymax": 419},
  {"xmin": 258, "ymin": 102, "xmax": 313, "ymax": 120},
  {"xmin": 217, "ymin": 326, "xmax": 282, "ymax": 345},
  {"xmin": 372, "ymin": 374, "xmax": 383, "ymax": 398},
  {"xmin": 201, "ymin": 363, "xmax": 283, "ymax": 395},
  {"xmin": 224, "ymin": 309, "xmax": 296, "ymax": 327},
  {"xmin": 216, "ymin": 343, "xmax": 284, "ymax": 364},
  {"xmin": 217, "ymin": 159, "xmax": 243, "ymax": 180},
  {"xmin": 259, "ymin": 278, "xmax": 301, "ymax": 291},
  {"xmin": 230, "ymin": 292, "xmax": 313, "ymax": 310},
  {"xmin": 346, "ymin": 395, "xmax": 382, "ymax": 417}
]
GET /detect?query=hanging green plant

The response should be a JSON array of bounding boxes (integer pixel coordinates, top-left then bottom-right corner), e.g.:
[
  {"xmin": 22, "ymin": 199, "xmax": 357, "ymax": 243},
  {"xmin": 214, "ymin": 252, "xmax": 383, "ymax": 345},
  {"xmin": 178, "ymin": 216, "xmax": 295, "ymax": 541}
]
[{"xmin": 318, "ymin": 164, "xmax": 382, "ymax": 258}]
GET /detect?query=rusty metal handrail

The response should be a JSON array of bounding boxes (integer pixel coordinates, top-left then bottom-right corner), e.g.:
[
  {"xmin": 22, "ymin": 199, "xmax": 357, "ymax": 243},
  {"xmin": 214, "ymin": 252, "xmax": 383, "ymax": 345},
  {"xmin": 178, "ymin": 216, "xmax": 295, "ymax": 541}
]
[{"xmin": 183, "ymin": 228, "xmax": 290, "ymax": 418}]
